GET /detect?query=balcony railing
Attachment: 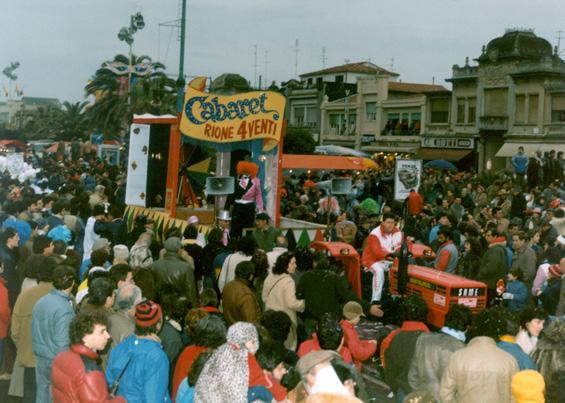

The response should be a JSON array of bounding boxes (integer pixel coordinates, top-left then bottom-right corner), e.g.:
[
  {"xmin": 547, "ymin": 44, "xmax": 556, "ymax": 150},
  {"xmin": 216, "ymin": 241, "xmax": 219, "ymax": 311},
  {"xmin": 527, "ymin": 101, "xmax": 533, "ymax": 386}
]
[{"xmin": 478, "ymin": 116, "xmax": 508, "ymax": 131}]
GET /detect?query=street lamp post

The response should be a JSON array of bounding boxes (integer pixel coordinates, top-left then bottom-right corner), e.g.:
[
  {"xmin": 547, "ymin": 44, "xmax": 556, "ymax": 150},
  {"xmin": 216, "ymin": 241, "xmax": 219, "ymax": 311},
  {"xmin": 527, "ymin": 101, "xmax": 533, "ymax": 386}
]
[{"xmin": 117, "ymin": 12, "xmax": 145, "ymax": 105}]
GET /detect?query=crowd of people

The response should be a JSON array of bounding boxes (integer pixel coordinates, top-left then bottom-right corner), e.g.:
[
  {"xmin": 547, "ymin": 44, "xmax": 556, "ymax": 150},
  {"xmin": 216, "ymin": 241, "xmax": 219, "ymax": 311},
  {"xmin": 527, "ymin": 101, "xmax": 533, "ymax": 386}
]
[{"xmin": 0, "ymin": 147, "xmax": 563, "ymax": 402}]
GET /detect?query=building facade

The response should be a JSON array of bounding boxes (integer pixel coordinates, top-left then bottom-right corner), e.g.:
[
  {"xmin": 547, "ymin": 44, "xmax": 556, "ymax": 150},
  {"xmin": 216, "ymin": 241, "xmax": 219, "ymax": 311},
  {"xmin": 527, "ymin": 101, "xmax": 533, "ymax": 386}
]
[
  {"xmin": 285, "ymin": 62, "xmax": 397, "ymax": 142},
  {"xmin": 0, "ymin": 97, "xmax": 60, "ymax": 129},
  {"xmin": 445, "ymin": 29, "xmax": 565, "ymax": 171},
  {"xmin": 318, "ymin": 74, "xmax": 449, "ymax": 159}
]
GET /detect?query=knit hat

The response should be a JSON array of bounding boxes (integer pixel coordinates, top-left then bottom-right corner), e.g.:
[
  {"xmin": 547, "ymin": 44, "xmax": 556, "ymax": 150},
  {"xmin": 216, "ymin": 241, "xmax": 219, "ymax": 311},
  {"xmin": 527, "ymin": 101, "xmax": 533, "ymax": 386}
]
[
  {"xmin": 511, "ymin": 370, "xmax": 545, "ymax": 403},
  {"xmin": 227, "ymin": 322, "xmax": 259, "ymax": 352},
  {"xmin": 548, "ymin": 263, "xmax": 565, "ymax": 279},
  {"xmin": 164, "ymin": 237, "xmax": 181, "ymax": 252},
  {"xmin": 342, "ymin": 301, "xmax": 366, "ymax": 320},
  {"xmin": 135, "ymin": 300, "xmax": 162, "ymax": 328}
]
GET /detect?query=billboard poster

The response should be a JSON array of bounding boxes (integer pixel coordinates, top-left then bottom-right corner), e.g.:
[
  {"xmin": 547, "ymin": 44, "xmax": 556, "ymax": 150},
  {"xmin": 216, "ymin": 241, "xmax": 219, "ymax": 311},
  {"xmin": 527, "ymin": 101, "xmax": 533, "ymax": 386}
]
[
  {"xmin": 394, "ymin": 159, "xmax": 422, "ymax": 201},
  {"xmin": 179, "ymin": 77, "xmax": 286, "ymax": 151}
]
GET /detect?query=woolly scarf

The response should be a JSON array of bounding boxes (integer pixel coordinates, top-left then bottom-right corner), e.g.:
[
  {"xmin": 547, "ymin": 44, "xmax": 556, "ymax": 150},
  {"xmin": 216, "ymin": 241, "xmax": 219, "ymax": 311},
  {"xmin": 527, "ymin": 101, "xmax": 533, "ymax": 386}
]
[{"xmin": 194, "ymin": 322, "xmax": 259, "ymax": 403}]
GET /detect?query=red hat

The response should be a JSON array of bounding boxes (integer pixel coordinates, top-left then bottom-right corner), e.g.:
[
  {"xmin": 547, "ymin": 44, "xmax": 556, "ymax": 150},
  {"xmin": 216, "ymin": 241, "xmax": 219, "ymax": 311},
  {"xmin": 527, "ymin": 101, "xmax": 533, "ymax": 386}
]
[
  {"xmin": 135, "ymin": 300, "xmax": 162, "ymax": 328},
  {"xmin": 548, "ymin": 264, "xmax": 565, "ymax": 279}
]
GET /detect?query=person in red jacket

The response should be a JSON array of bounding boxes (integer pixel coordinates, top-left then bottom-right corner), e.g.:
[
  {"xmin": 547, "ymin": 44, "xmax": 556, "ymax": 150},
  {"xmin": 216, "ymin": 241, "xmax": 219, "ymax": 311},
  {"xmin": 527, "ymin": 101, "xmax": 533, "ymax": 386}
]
[
  {"xmin": 380, "ymin": 295, "xmax": 430, "ymax": 368},
  {"xmin": 340, "ymin": 301, "xmax": 377, "ymax": 368},
  {"xmin": 172, "ymin": 314, "xmax": 227, "ymax": 401},
  {"xmin": 51, "ymin": 312, "xmax": 124, "ymax": 403},
  {"xmin": 361, "ymin": 213, "xmax": 404, "ymax": 302},
  {"xmin": 298, "ymin": 313, "xmax": 353, "ymax": 364},
  {"xmin": 0, "ymin": 263, "xmax": 11, "ymax": 368},
  {"xmin": 406, "ymin": 189, "xmax": 423, "ymax": 216}
]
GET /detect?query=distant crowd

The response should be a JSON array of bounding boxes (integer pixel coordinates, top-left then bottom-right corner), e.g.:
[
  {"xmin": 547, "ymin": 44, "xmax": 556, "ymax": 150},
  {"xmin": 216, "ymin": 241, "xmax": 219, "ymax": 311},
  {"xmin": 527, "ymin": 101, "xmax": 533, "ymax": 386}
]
[{"xmin": 0, "ymin": 147, "xmax": 563, "ymax": 402}]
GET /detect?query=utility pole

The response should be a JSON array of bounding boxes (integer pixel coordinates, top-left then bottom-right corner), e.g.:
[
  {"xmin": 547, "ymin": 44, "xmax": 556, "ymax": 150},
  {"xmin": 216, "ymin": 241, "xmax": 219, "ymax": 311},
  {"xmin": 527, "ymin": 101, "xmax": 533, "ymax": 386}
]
[
  {"xmin": 264, "ymin": 50, "xmax": 269, "ymax": 89},
  {"xmin": 321, "ymin": 47, "xmax": 327, "ymax": 68},
  {"xmin": 176, "ymin": 0, "xmax": 187, "ymax": 112},
  {"xmin": 253, "ymin": 44, "xmax": 258, "ymax": 88}
]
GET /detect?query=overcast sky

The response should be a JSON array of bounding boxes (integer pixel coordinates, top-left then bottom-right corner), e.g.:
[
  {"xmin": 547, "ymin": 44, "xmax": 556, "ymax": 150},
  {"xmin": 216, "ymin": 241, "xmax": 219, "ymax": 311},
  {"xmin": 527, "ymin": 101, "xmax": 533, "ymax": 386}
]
[{"xmin": 2, "ymin": 0, "xmax": 565, "ymax": 103}]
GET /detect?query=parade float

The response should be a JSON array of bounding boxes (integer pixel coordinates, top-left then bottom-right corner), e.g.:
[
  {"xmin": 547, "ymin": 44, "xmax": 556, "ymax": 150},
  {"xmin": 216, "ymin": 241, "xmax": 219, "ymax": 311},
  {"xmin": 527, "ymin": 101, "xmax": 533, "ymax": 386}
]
[{"xmin": 123, "ymin": 77, "xmax": 329, "ymax": 245}]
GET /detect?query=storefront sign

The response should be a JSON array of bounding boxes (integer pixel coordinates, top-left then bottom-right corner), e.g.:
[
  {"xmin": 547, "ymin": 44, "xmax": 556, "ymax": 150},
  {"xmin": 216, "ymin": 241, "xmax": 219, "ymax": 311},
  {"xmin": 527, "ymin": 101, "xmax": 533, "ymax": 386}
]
[
  {"xmin": 180, "ymin": 78, "xmax": 286, "ymax": 150},
  {"xmin": 394, "ymin": 159, "xmax": 422, "ymax": 201},
  {"xmin": 421, "ymin": 137, "xmax": 474, "ymax": 149}
]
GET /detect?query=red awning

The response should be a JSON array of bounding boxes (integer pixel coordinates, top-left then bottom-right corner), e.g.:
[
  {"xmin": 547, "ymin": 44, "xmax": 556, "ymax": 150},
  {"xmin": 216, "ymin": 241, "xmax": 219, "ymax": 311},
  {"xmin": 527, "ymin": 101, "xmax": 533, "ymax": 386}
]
[
  {"xmin": 282, "ymin": 154, "xmax": 376, "ymax": 170},
  {"xmin": 0, "ymin": 139, "xmax": 27, "ymax": 150}
]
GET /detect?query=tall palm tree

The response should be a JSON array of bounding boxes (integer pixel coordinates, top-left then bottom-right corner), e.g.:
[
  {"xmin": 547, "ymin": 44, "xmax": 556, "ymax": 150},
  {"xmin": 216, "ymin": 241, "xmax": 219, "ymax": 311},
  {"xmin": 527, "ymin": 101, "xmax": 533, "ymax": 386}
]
[
  {"xmin": 85, "ymin": 54, "xmax": 177, "ymax": 136},
  {"xmin": 25, "ymin": 101, "xmax": 91, "ymax": 140}
]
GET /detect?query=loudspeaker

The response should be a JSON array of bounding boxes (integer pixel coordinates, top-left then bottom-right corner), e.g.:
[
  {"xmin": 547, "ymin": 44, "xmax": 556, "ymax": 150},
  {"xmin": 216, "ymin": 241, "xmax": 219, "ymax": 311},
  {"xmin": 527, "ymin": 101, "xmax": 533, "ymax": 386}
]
[
  {"xmin": 331, "ymin": 178, "xmax": 352, "ymax": 195},
  {"xmin": 206, "ymin": 176, "xmax": 235, "ymax": 195}
]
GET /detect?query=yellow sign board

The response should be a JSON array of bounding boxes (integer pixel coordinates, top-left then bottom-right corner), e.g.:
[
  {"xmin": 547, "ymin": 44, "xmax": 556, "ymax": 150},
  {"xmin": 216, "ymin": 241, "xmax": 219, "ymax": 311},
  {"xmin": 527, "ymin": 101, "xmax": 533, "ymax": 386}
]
[{"xmin": 179, "ymin": 79, "xmax": 286, "ymax": 148}]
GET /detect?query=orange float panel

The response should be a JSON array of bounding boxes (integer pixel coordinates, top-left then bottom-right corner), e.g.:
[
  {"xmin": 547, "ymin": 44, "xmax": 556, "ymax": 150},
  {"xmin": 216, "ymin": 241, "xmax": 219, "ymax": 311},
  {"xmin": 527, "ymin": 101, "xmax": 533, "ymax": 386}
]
[
  {"xmin": 389, "ymin": 265, "xmax": 487, "ymax": 328},
  {"xmin": 310, "ymin": 241, "xmax": 362, "ymax": 298}
]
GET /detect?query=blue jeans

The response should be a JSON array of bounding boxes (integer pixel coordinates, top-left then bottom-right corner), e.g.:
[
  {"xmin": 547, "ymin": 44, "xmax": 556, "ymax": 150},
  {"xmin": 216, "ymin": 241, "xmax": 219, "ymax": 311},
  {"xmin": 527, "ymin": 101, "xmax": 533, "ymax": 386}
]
[{"xmin": 35, "ymin": 356, "xmax": 53, "ymax": 403}]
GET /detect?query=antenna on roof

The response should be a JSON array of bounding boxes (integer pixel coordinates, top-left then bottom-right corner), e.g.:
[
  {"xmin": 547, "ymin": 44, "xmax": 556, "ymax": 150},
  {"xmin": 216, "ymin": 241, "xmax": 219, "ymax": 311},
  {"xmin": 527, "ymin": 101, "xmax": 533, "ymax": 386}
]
[
  {"xmin": 294, "ymin": 39, "xmax": 300, "ymax": 78},
  {"xmin": 344, "ymin": 58, "xmax": 350, "ymax": 65},
  {"xmin": 557, "ymin": 30, "xmax": 565, "ymax": 55},
  {"xmin": 321, "ymin": 47, "xmax": 327, "ymax": 68},
  {"xmin": 389, "ymin": 58, "xmax": 394, "ymax": 72}
]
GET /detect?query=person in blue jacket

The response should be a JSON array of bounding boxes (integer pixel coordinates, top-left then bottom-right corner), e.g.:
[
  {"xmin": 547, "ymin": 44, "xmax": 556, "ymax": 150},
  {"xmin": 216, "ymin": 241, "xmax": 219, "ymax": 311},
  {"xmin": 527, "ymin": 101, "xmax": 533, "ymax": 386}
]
[
  {"xmin": 497, "ymin": 309, "xmax": 536, "ymax": 371},
  {"xmin": 106, "ymin": 300, "xmax": 171, "ymax": 402},
  {"xmin": 511, "ymin": 146, "xmax": 529, "ymax": 186},
  {"xmin": 502, "ymin": 268, "xmax": 529, "ymax": 312}
]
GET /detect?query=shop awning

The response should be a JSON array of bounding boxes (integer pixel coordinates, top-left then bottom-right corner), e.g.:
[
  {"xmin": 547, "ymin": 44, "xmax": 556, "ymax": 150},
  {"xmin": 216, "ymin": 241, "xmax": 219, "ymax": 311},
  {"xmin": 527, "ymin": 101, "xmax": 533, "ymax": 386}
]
[
  {"xmin": 416, "ymin": 148, "xmax": 472, "ymax": 161},
  {"xmin": 282, "ymin": 154, "xmax": 377, "ymax": 170},
  {"xmin": 495, "ymin": 142, "xmax": 565, "ymax": 157}
]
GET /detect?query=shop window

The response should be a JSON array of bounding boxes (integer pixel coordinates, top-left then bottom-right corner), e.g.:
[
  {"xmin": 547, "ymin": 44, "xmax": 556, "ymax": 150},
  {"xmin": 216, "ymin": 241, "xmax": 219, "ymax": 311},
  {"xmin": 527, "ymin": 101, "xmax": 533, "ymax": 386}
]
[
  {"xmin": 335, "ymin": 75, "xmax": 344, "ymax": 83},
  {"xmin": 307, "ymin": 78, "xmax": 313, "ymax": 86},
  {"xmin": 366, "ymin": 102, "xmax": 377, "ymax": 120},
  {"xmin": 430, "ymin": 99, "xmax": 449, "ymax": 123}
]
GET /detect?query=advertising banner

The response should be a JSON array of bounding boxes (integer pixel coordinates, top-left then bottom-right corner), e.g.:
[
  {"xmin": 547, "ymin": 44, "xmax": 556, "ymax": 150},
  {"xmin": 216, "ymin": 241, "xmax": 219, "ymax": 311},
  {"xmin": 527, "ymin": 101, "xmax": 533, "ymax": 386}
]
[
  {"xmin": 179, "ymin": 78, "xmax": 286, "ymax": 151},
  {"xmin": 394, "ymin": 159, "xmax": 422, "ymax": 201}
]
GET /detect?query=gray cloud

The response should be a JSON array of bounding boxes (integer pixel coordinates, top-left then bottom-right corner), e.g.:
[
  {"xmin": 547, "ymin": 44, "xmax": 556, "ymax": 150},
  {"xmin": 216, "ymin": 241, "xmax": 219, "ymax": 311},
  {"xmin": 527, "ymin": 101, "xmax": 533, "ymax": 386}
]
[{"xmin": 1, "ymin": 0, "xmax": 564, "ymax": 102}]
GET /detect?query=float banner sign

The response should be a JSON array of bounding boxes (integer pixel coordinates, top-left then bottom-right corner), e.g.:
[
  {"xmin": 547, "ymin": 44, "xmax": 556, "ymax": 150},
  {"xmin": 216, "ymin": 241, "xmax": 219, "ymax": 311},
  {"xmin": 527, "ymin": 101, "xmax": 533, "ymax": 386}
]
[
  {"xmin": 394, "ymin": 159, "xmax": 422, "ymax": 201},
  {"xmin": 179, "ymin": 85, "xmax": 286, "ymax": 146}
]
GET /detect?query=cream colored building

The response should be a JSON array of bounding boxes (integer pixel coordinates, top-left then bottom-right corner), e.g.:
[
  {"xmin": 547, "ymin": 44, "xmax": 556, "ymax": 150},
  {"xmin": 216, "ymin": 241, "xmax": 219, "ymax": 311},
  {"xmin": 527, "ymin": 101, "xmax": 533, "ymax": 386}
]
[
  {"xmin": 319, "ymin": 74, "xmax": 449, "ymax": 157},
  {"xmin": 446, "ymin": 29, "xmax": 565, "ymax": 171}
]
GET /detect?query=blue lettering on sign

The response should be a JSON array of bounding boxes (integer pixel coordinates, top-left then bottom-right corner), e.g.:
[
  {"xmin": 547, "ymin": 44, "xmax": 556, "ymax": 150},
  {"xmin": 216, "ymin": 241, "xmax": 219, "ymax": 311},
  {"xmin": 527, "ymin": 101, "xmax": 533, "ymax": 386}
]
[{"xmin": 185, "ymin": 93, "xmax": 279, "ymax": 125}]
